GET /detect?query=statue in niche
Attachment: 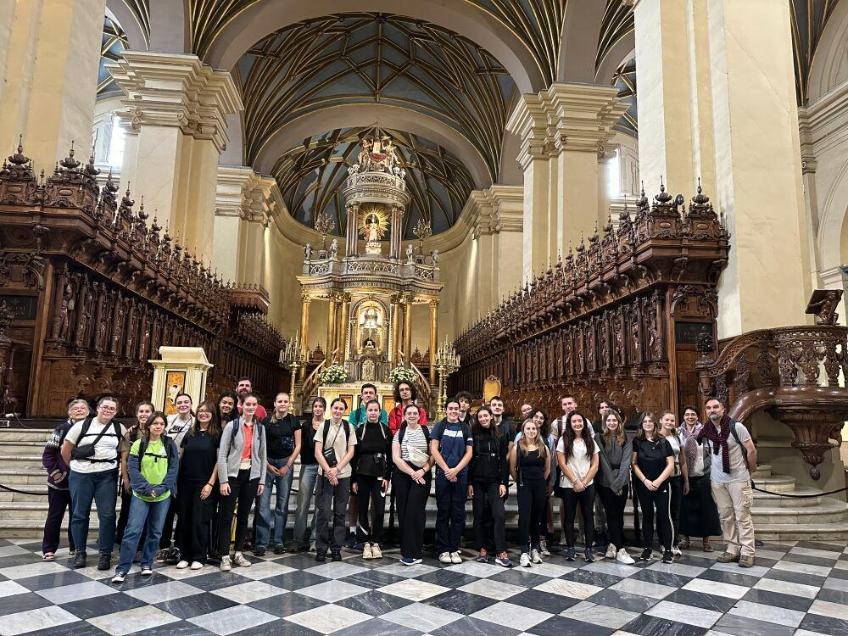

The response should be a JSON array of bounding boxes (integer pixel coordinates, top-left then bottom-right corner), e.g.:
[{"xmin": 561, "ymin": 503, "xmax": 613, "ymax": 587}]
[
  {"xmin": 406, "ymin": 243, "xmax": 414, "ymax": 263},
  {"xmin": 329, "ymin": 239, "xmax": 338, "ymax": 259},
  {"xmin": 361, "ymin": 358, "xmax": 376, "ymax": 381},
  {"xmin": 57, "ymin": 281, "xmax": 75, "ymax": 341},
  {"xmin": 357, "ymin": 304, "xmax": 384, "ymax": 356}
]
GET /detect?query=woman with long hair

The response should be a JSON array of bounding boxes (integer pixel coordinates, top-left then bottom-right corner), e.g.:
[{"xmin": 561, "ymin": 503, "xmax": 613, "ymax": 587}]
[
  {"xmin": 510, "ymin": 418, "xmax": 550, "ymax": 568},
  {"xmin": 218, "ymin": 391, "xmax": 238, "ymax": 424},
  {"xmin": 678, "ymin": 406, "xmax": 721, "ymax": 551},
  {"xmin": 175, "ymin": 401, "xmax": 220, "ymax": 570},
  {"xmin": 216, "ymin": 393, "xmax": 267, "ymax": 571},
  {"xmin": 557, "ymin": 412, "xmax": 599, "ymax": 562},
  {"xmin": 352, "ymin": 399, "xmax": 392, "ymax": 559},
  {"xmin": 631, "ymin": 412, "xmax": 675, "ymax": 564},
  {"xmin": 293, "ymin": 397, "xmax": 325, "ymax": 552},
  {"xmin": 388, "ymin": 381, "xmax": 428, "ymax": 435},
  {"xmin": 115, "ymin": 401, "xmax": 154, "ymax": 545},
  {"xmin": 112, "ymin": 412, "xmax": 179, "ymax": 583},
  {"xmin": 659, "ymin": 411, "xmax": 688, "ymax": 556},
  {"xmin": 468, "ymin": 406, "xmax": 512, "ymax": 567},
  {"xmin": 596, "ymin": 410, "xmax": 634, "ymax": 564},
  {"xmin": 392, "ymin": 403, "xmax": 433, "ymax": 565}
]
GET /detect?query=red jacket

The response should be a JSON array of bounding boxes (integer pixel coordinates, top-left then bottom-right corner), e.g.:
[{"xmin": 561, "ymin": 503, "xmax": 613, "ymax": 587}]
[{"xmin": 389, "ymin": 403, "xmax": 428, "ymax": 436}]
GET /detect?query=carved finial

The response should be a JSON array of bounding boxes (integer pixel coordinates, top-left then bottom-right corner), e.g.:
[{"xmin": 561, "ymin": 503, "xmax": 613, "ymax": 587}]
[
  {"xmin": 59, "ymin": 140, "xmax": 80, "ymax": 171},
  {"xmin": 137, "ymin": 196, "xmax": 148, "ymax": 221}
]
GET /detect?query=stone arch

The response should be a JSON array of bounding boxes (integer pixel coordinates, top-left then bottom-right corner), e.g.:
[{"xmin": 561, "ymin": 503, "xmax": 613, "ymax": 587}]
[
  {"xmin": 557, "ymin": 1, "xmax": 607, "ymax": 83},
  {"xmin": 252, "ymin": 104, "xmax": 492, "ymax": 190},
  {"xmin": 596, "ymin": 36, "xmax": 634, "ymax": 87},
  {"xmin": 817, "ymin": 160, "xmax": 848, "ymax": 285},
  {"xmin": 203, "ymin": 0, "xmax": 542, "ymax": 93},
  {"xmin": 808, "ymin": 0, "xmax": 848, "ymax": 103},
  {"xmin": 106, "ymin": 0, "xmax": 148, "ymax": 51}
]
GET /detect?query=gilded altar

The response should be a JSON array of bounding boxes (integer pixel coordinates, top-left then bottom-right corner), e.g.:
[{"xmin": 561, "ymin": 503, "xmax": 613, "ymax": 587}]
[{"xmin": 297, "ymin": 132, "xmax": 443, "ymax": 394}]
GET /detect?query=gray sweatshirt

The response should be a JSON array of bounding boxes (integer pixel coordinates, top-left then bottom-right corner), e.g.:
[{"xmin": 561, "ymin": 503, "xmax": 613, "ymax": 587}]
[
  {"xmin": 217, "ymin": 417, "xmax": 268, "ymax": 483},
  {"xmin": 597, "ymin": 433, "xmax": 632, "ymax": 493}
]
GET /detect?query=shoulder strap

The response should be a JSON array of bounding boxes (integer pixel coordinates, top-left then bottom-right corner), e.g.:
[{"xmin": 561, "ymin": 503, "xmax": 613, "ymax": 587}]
[
  {"xmin": 227, "ymin": 418, "xmax": 241, "ymax": 457},
  {"xmin": 461, "ymin": 421, "xmax": 472, "ymax": 443},
  {"xmin": 730, "ymin": 422, "xmax": 750, "ymax": 469},
  {"xmin": 343, "ymin": 420, "xmax": 350, "ymax": 442},
  {"xmin": 78, "ymin": 416, "xmax": 94, "ymax": 441},
  {"xmin": 137, "ymin": 436, "xmax": 148, "ymax": 460},
  {"xmin": 321, "ymin": 420, "xmax": 331, "ymax": 447}
]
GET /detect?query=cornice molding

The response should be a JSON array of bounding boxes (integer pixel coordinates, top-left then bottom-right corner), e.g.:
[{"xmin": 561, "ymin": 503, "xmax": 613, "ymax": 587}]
[{"xmin": 799, "ymin": 80, "xmax": 848, "ymax": 157}]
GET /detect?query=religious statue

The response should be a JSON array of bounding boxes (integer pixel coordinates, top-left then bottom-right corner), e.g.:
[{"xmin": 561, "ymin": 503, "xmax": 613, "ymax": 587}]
[
  {"xmin": 304, "ymin": 243, "xmax": 312, "ymax": 261},
  {"xmin": 431, "ymin": 249, "xmax": 439, "ymax": 265},
  {"xmin": 406, "ymin": 243, "xmax": 414, "ymax": 264},
  {"xmin": 364, "ymin": 214, "xmax": 382, "ymax": 255},
  {"xmin": 357, "ymin": 137, "xmax": 373, "ymax": 172},
  {"xmin": 329, "ymin": 239, "xmax": 338, "ymax": 259}
]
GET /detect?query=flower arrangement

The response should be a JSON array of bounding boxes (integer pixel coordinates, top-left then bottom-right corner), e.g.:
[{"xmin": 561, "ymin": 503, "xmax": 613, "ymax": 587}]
[
  {"xmin": 318, "ymin": 364, "xmax": 348, "ymax": 384},
  {"xmin": 388, "ymin": 365, "xmax": 417, "ymax": 385}
]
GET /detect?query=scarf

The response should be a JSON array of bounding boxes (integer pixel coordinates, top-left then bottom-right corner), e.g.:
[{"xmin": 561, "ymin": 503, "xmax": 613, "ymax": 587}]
[
  {"xmin": 697, "ymin": 414, "xmax": 733, "ymax": 473},
  {"xmin": 681, "ymin": 422, "xmax": 703, "ymax": 474}
]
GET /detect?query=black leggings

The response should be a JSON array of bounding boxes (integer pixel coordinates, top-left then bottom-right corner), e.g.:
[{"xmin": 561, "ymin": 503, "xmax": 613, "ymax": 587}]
[
  {"xmin": 562, "ymin": 485, "xmax": 595, "ymax": 548},
  {"xmin": 517, "ymin": 480, "xmax": 546, "ymax": 552},
  {"xmin": 597, "ymin": 485, "xmax": 628, "ymax": 548},
  {"xmin": 356, "ymin": 476, "xmax": 386, "ymax": 545},
  {"xmin": 217, "ymin": 469, "xmax": 260, "ymax": 555},
  {"xmin": 634, "ymin": 480, "xmax": 672, "ymax": 551},
  {"xmin": 472, "ymin": 481, "xmax": 506, "ymax": 553},
  {"xmin": 177, "ymin": 480, "xmax": 215, "ymax": 563},
  {"xmin": 393, "ymin": 471, "xmax": 430, "ymax": 559}
]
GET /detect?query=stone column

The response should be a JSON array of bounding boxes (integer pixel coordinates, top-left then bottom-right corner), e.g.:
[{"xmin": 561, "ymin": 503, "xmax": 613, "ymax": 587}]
[
  {"xmin": 390, "ymin": 296, "xmax": 402, "ymax": 367},
  {"xmin": 403, "ymin": 295, "xmax": 413, "ymax": 363},
  {"xmin": 213, "ymin": 166, "xmax": 276, "ymax": 284},
  {"xmin": 0, "ymin": 0, "xmax": 105, "ymax": 172},
  {"xmin": 337, "ymin": 295, "xmax": 350, "ymax": 362},
  {"xmin": 108, "ymin": 52, "xmax": 242, "ymax": 260},
  {"xmin": 299, "ymin": 294, "xmax": 311, "ymax": 381},
  {"xmin": 345, "ymin": 204, "xmax": 359, "ymax": 257},
  {"xmin": 428, "ymin": 300, "xmax": 438, "ymax": 386},
  {"xmin": 390, "ymin": 206, "xmax": 404, "ymax": 259},
  {"xmin": 326, "ymin": 295, "xmax": 338, "ymax": 361}
]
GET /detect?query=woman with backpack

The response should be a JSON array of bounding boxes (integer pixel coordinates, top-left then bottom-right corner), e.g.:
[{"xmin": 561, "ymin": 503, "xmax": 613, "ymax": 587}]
[
  {"xmin": 391, "ymin": 403, "xmax": 433, "ymax": 565},
  {"xmin": 468, "ymin": 406, "xmax": 512, "ymax": 567},
  {"xmin": 112, "ymin": 412, "xmax": 179, "ymax": 583},
  {"xmin": 352, "ymin": 399, "xmax": 392, "ymax": 559},
  {"xmin": 314, "ymin": 398, "xmax": 357, "ymax": 562},
  {"xmin": 509, "ymin": 418, "xmax": 550, "ymax": 568},
  {"xmin": 216, "ymin": 393, "xmax": 267, "ymax": 571},
  {"xmin": 41, "ymin": 398, "xmax": 90, "ymax": 561},
  {"xmin": 557, "ymin": 412, "xmax": 600, "ymax": 563},
  {"xmin": 175, "ymin": 401, "xmax": 221, "ymax": 570},
  {"xmin": 116, "ymin": 401, "xmax": 154, "ymax": 545}
]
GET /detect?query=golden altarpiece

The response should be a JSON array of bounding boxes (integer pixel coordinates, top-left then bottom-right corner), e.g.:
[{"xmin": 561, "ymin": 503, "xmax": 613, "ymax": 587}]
[{"xmin": 296, "ymin": 135, "xmax": 442, "ymax": 409}]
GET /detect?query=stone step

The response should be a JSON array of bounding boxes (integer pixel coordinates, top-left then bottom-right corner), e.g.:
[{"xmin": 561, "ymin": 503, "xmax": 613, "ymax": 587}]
[
  {"xmin": 751, "ymin": 474, "xmax": 796, "ymax": 493},
  {"xmin": 0, "ymin": 428, "xmax": 55, "ymax": 442},
  {"xmin": 751, "ymin": 464, "xmax": 773, "ymax": 478},
  {"xmin": 0, "ymin": 441, "xmax": 51, "ymax": 455}
]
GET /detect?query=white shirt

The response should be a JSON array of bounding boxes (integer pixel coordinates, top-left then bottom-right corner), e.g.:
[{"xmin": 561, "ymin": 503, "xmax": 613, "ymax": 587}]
[
  {"xmin": 166, "ymin": 414, "xmax": 194, "ymax": 449},
  {"xmin": 556, "ymin": 436, "xmax": 599, "ymax": 488},
  {"xmin": 65, "ymin": 418, "xmax": 127, "ymax": 473}
]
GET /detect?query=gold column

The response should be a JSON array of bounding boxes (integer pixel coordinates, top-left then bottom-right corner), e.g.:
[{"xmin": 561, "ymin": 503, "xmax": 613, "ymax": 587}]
[
  {"xmin": 337, "ymin": 295, "xmax": 350, "ymax": 362},
  {"xmin": 428, "ymin": 300, "xmax": 438, "ymax": 386},
  {"xmin": 299, "ymin": 294, "xmax": 311, "ymax": 381},
  {"xmin": 391, "ymin": 296, "xmax": 401, "ymax": 367},
  {"xmin": 326, "ymin": 294, "xmax": 338, "ymax": 361},
  {"xmin": 403, "ymin": 295, "xmax": 413, "ymax": 365}
]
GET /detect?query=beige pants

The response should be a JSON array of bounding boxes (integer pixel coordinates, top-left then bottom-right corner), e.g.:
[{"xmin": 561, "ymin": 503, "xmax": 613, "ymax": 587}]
[{"xmin": 711, "ymin": 480, "xmax": 755, "ymax": 557}]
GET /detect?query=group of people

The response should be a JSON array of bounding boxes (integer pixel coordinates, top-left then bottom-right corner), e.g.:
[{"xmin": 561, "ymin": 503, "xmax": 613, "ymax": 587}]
[{"xmin": 40, "ymin": 377, "xmax": 758, "ymax": 585}]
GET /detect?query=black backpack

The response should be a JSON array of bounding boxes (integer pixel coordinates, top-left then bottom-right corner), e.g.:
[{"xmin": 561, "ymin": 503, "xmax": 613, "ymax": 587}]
[
  {"xmin": 397, "ymin": 423, "xmax": 431, "ymax": 446},
  {"xmin": 135, "ymin": 435, "xmax": 178, "ymax": 468},
  {"xmin": 71, "ymin": 417, "xmax": 122, "ymax": 462}
]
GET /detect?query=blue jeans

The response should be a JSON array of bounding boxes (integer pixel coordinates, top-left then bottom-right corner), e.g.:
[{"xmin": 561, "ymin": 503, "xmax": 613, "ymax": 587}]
[
  {"xmin": 435, "ymin": 472, "xmax": 468, "ymax": 554},
  {"xmin": 116, "ymin": 496, "xmax": 170, "ymax": 574},
  {"xmin": 69, "ymin": 469, "xmax": 118, "ymax": 555},
  {"xmin": 256, "ymin": 458, "xmax": 294, "ymax": 548},
  {"xmin": 293, "ymin": 463, "xmax": 319, "ymax": 548}
]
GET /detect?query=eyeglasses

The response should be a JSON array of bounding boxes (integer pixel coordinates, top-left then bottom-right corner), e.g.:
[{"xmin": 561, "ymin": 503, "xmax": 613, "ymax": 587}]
[{"xmin": 99, "ymin": 405, "xmax": 117, "ymax": 411}]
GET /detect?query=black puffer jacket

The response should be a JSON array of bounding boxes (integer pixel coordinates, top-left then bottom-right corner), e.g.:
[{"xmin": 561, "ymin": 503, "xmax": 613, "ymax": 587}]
[{"xmin": 468, "ymin": 429, "xmax": 509, "ymax": 486}]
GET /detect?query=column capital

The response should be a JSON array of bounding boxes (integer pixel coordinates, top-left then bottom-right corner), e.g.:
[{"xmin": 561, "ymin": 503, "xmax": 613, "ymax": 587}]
[
  {"xmin": 216, "ymin": 166, "xmax": 277, "ymax": 227},
  {"xmin": 108, "ymin": 51, "xmax": 243, "ymax": 153},
  {"xmin": 463, "ymin": 185, "xmax": 524, "ymax": 238}
]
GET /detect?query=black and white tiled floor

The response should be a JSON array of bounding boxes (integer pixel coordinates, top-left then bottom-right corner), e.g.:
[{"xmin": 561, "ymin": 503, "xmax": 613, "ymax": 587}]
[{"xmin": 0, "ymin": 539, "xmax": 847, "ymax": 635}]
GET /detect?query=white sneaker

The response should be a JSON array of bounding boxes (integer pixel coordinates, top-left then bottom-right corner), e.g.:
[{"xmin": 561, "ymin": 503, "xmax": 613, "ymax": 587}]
[
  {"xmin": 438, "ymin": 551, "xmax": 452, "ymax": 564},
  {"xmin": 140, "ymin": 566, "xmax": 153, "ymax": 576},
  {"xmin": 176, "ymin": 560, "xmax": 189, "ymax": 569},
  {"xmin": 362, "ymin": 543, "xmax": 373, "ymax": 559},
  {"xmin": 190, "ymin": 561, "xmax": 204, "ymax": 570},
  {"xmin": 616, "ymin": 548, "xmax": 636, "ymax": 565},
  {"xmin": 605, "ymin": 544, "xmax": 617, "ymax": 559},
  {"xmin": 220, "ymin": 555, "xmax": 232, "ymax": 571},
  {"xmin": 520, "ymin": 552, "xmax": 531, "ymax": 567},
  {"xmin": 371, "ymin": 544, "xmax": 383, "ymax": 559},
  {"xmin": 531, "ymin": 549, "xmax": 543, "ymax": 564},
  {"xmin": 450, "ymin": 551, "xmax": 462, "ymax": 564},
  {"xmin": 233, "ymin": 552, "xmax": 251, "ymax": 567},
  {"xmin": 111, "ymin": 572, "xmax": 125, "ymax": 584},
  {"xmin": 672, "ymin": 546, "xmax": 682, "ymax": 557}
]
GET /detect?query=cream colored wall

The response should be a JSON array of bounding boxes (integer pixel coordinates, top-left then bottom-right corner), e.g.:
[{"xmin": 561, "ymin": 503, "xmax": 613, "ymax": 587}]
[{"xmin": 265, "ymin": 219, "xmax": 307, "ymax": 336}]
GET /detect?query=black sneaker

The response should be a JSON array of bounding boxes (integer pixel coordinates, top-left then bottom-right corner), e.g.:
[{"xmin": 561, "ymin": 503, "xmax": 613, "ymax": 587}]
[
  {"xmin": 331, "ymin": 550, "xmax": 342, "ymax": 562},
  {"xmin": 273, "ymin": 544, "xmax": 286, "ymax": 555},
  {"xmin": 315, "ymin": 551, "xmax": 326, "ymax": 563},
  {"xmin": 72, "ymin": 552, "xmax": 87, "ymax": 569},
  {"xmin": 97, "ymin": 553, "xmax": 112, "ymax": 571},
  {"xmin": 564, "ymin": 547, "xmax": 576, "ymax": 561},
  {"xmin": 165, "ymin": 547, "xmax": 181, "ymax": 566},
  {"xmin": 253, "ymin": 546, "xmax": 266, "ymax": 557},
  {"xmin": 584, "ymin": 548, "xmax": 594, "ymax": 563},
  {"xmin": 639, "ymin": 548, "xmax": 652, "ymax": 561},
  {"xmin": 662, "ymin": 550, "xmax": 674, "ymax": 564}
]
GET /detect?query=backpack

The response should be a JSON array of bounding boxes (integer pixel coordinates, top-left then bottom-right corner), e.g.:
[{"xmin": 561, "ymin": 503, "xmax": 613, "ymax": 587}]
[
  {"xmin": 433, "ymin": 419, "xmax": 471, "ymax": 447},
  {"xmin": 71, "ymin": 417, "xmax": 122, "ymax": 462},
  {"xmin": 397, "ymin": 422, "xmax": 431, "ymax": 446},
  {"xmin": 226, "ymin": 417, "xmax": 263, "ymax": 459},
  {"xmin": 135, "ymin": 435, "xmax": 178, "ymax": 468},
  {"xmin": 321, "ymin": 419, "xmax": 351, "ymax": 448}
]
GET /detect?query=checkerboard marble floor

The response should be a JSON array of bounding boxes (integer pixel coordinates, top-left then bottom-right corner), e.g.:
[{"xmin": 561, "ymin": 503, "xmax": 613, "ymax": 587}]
[{"xmin": 1, "ymin": 539, "xmax": 847, "ymax": 635}]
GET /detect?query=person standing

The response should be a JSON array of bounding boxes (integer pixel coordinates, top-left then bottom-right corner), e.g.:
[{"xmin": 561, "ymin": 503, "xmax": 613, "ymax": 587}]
[
  {"xmin": 596, "ymin": 410, "xmax": 634, "ymax": 564},
  {"xmin": 235, "ymin": 377, "xmax": 268, "ymax": 420},
  {"xmin": 62, "ymin": 396, "xmax": 127, "ymax": 570},
  {"xmin": 157, "ymin": 393, "xmax": 194, "ymax": 563},
  {"xmin": 510, "ymin": 418, "xmax": 550, "ymax": 567},
  {"xmin": 678, "ymin": 406, "xmax": 721, "ymax": 552},
  {"xmin": 631, "ymin": 412, "xmax": 675, "ymax": 564},
  {"xmin": 112, "ymin": 413, "xmax": 179, "ymax": 583},
  {"xmin": 352, "ymin": 400, "xmax": 392, "ymax": 559},
  {"xmin": 698, "ymin": 398, "xmax": 757, "ymax": 568},
  {"xmin": 388, "ymin": 381, "xmax": 427, "ymax": 435},
  {"xmin": 216, "ymin": 394, "xmax": 267, "ymax": 571},
  {"xmin": 218, "ymin": 392, "xmax": 238, "ymax": 424},
  {"xmin": 489, "ymin": 396, "xmax": 513, "ymax": 438},
  {"xmin": 314, "ymin": 398, "xmax": 357, "ymax": 562},
  {"xmin": 392, "ymin": 403, "xmax": 433, "ymax": 565},
  {"xmin": 175, "ymin": 401, "xmax": 220, "ymax": 570},
  {"xmin": 455, "ymin": 391, "xmax": 474, "ymax": 424},
  {"xmin": 468, "ymin": 406, "xmax": 511, "ymax": 567},
  {"xmin": 41, "ymin": 398, "xmax": 89, "ymax": 560},
  {"xmin": 293, "ymin": 397, "xmax": 325, "ymax": 552},
  {"xmin": 256, "ymin": 392, "xmax": 301, "ymax": 556},
  {"xmin": 659, "ymin": 411, "xmax": 688, "ymax": 555},
  {"xmin": 557, "ymin": 412, "xmax": 600, "ymax": 563},
  {"xmin": 519, "ymin": 403, "xmax": 534, "ymax": 421},
  {"xmin": 116, "ymin": 402, "xmax": 154, "ymax": 545},
  {"xmin": 431, "ymin": 399, "xmax": 473, "ymax": 564}
]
